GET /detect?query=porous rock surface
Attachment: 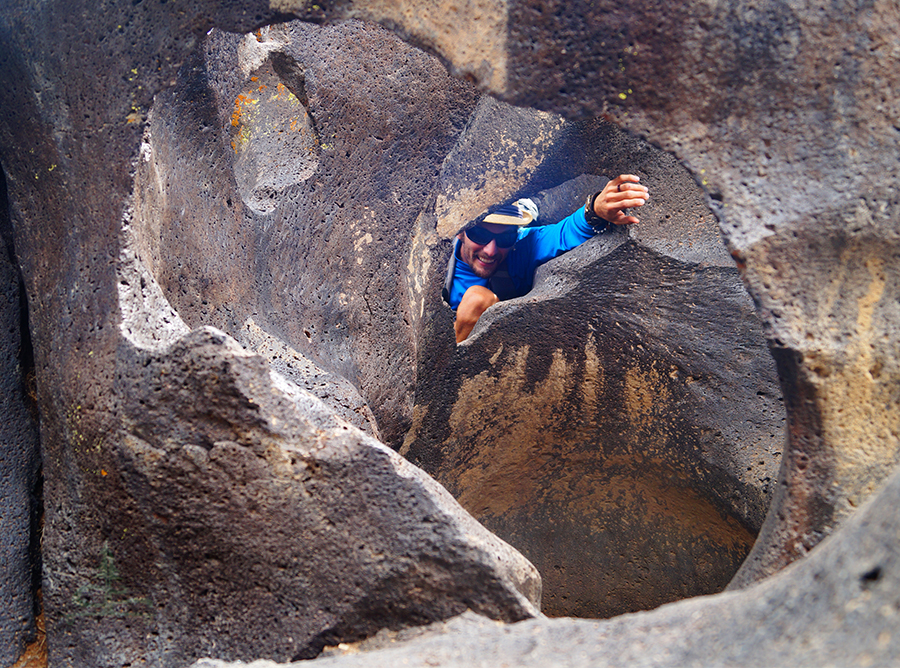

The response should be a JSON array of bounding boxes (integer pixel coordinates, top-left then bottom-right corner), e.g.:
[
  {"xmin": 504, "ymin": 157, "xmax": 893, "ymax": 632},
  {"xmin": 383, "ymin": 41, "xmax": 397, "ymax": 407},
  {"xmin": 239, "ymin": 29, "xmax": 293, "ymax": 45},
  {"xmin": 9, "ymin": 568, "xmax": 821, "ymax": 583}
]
[
  {"xmin": 109, "ymin": 325, "xmax": 540, "ymax": 662},
  {"xmin": 190, "ymin": 464, "xmax": 900, "ymax": 668},
  {"xmin": 136, "ymin": 19, "xmax": 481, "ymax": 449},
  {"xmin": 0, "ymin": 4, "xmax": 542, "ymax": 667},
  {"xmin": 313, "ymin": 0, "xmax": 900, "ymax": 589},
  {"xmin": 0, "ymin": 0, "xmax": 897, "ymax": 667}
]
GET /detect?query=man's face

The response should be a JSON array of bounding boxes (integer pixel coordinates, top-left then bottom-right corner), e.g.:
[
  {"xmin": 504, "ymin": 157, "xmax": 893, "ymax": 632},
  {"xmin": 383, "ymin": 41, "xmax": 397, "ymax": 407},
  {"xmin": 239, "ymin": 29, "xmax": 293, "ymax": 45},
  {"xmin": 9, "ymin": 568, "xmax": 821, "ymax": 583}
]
[{"xmin": 457, "ymin": 223, "xmax": 515, "ymax": 279}]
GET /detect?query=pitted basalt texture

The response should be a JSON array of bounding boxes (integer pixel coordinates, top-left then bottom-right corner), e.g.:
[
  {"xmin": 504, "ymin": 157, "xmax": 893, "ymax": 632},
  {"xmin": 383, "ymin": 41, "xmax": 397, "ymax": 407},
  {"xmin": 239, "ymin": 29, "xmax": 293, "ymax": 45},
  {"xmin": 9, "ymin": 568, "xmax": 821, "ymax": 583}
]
[
  {"xmin": 92, "ymin": 326, "xmax": 539, "ymax": 665},
  {"xmin": 188, "ymin": 464, "xmax": 900, "ymax": 668},
  {"xmin": 138, "ymin": 20, "xmax": 479, "ymax": 449},
  {"xmin": 0, "ymin": 4, "xmax": 539, "ymax": 667},
  {"xmin": 407, "ymin": 156, "xmax": 783, "ymax": 617},
  {"xmin": 401, "ymin": 102, "xmax": 783, "ymax": 617},
  {"xmin": 1, "ymin": 0, "xmax": 898, "ymax": 666},
  {"xmin": 0, "ymin": 168, "xmax": 41, "ymax": 668}
]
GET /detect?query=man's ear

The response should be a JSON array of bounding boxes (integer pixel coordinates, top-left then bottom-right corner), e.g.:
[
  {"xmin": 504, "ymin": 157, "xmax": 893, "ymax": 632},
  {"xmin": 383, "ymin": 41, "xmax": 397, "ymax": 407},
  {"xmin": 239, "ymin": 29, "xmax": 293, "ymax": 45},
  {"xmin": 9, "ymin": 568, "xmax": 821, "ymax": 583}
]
[{"xmin": 456, "ymin": 232, "xmax": 464, "ymax": 241}]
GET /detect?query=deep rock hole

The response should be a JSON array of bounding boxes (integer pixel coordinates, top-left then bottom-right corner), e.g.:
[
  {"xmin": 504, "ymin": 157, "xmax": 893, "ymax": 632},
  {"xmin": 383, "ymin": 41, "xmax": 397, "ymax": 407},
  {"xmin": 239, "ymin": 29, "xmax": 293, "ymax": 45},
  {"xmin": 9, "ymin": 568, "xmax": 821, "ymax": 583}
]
[
  {"xmin": 142, "ymin": 20, "xmax": 785, "ymax": 621},
  {"xmin": 2, "ymin": 15, "xmax": 789, "ymax": 665}
]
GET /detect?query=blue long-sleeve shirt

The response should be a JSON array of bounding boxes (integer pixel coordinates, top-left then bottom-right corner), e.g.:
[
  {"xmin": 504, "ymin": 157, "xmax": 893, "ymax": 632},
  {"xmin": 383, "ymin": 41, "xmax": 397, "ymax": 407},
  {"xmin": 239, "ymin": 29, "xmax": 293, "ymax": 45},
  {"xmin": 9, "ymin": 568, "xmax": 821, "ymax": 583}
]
[{"xmin": 447, "ymin": 208, "xmax": 602, "ymax": 309}]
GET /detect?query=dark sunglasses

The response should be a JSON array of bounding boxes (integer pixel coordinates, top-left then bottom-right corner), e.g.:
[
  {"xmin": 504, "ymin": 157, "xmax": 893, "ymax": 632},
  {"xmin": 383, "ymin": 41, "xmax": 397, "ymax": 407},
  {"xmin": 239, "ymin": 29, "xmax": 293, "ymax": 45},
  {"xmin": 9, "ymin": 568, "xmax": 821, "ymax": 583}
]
[{"xmin": 464, "ymin": 226, "xmax": 518, "ymax": 248}]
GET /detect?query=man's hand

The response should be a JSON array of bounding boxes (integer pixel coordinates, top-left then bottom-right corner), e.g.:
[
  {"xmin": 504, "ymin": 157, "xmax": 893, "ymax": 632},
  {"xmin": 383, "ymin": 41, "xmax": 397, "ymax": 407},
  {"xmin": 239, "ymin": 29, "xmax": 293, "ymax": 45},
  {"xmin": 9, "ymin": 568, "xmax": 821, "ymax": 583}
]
[
  {"xmin": 593, "ymin": 174, "xmax": 649, "ymax": 225},
  {"xmin": 455, "ymin": 285, "xmax": 499, "ymax": 343}
]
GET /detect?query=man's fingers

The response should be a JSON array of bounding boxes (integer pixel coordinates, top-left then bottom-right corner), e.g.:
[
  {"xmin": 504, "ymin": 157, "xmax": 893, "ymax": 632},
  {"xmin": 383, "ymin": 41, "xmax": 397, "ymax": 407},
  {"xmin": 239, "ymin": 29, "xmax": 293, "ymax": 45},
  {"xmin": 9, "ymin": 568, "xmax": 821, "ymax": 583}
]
[
  {"xmin": 621, "ymin": 194, "xmax": 649, "ymax": 207},
  {"xmin": 612, "ymin": 174, "xmax": 642, "ymax": 188},
  {"xmin": 611, "ymin": 182, "xmax": 648, "ymax": 196},
  {"xmin": 594, "ymin": 176, "xmax": 649, "ymax": 224},
  {"xmin": 611, "ymin": 190, "xmax": 649, "ymax": 208}
]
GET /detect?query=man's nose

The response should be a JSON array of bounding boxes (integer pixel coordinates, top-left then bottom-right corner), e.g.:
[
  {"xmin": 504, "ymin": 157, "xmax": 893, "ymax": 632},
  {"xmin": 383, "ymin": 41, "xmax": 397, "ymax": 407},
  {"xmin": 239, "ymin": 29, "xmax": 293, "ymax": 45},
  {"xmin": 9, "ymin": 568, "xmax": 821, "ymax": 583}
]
[{"xmin": 483, "ymin": 240, "xmax": 498, "ymax": 254}]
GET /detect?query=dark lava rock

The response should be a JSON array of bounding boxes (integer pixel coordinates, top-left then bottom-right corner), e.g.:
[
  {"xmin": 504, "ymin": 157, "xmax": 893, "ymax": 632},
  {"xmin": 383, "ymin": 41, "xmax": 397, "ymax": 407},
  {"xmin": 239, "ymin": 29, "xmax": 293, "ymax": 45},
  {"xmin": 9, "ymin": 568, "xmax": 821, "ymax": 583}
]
[
  {"xmin": 0, "ymin": 4, "xmax": 537, "ymax": 667},
  {"xmin": 189, "ymin": 462, "xmax": 900, "ymax": 668},
  {"xmin": 0, "ymin": 167, "xmax": 41, "ymax": 668},
  {"xmin": 135, "ymin": 20, "xmax": 479, "ymax": 450},
  {"xmin": 101, "ymin": 325, "xmax": 538, "ymax": 664},
  {"xmin": 315, "ymin": 0, "xmax": 900, "ymax": 588},
  {"xmin": 1, "ymin": 0, "xmax": 897, "ymax": 665}
]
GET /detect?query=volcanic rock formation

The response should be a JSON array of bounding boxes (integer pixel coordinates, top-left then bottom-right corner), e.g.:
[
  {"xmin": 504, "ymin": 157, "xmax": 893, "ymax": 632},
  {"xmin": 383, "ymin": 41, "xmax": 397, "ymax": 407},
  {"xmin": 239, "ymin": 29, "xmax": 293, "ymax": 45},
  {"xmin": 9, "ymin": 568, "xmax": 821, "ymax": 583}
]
[
  {"xmin": 0, "ymin": 0, "xmax": 897, "ymax": 667},
  {"xmin": 0, "ymin": 7, "xmax": 540, "ymax": 667},
  {"xmin": 405, "ymin": 112, "xmax": 784, "ymax": 617}
]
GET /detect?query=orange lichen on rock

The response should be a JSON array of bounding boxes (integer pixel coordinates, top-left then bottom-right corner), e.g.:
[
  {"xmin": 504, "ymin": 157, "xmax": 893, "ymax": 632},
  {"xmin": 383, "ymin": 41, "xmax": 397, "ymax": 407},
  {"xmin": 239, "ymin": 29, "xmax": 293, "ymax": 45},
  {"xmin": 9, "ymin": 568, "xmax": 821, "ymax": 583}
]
[{"xmin": 231, "ymin": 93, "xmax": 250, "ymax": 127}]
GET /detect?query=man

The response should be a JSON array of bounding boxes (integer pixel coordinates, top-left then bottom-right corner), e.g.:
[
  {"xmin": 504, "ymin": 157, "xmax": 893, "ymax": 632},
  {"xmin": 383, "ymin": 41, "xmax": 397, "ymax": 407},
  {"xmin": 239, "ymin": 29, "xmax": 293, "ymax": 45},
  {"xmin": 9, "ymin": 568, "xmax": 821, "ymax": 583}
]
[{"xmin": 444, "ymin": 174, "xmax": 649, "ymax": 342}]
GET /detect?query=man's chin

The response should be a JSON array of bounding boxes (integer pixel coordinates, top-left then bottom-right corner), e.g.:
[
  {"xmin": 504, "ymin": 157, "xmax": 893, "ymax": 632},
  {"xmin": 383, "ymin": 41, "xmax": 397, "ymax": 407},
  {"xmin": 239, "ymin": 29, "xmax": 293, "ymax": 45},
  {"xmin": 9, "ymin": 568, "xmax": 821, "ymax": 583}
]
[{"xmin": 473, "ymin": 262, "xmax": 498, "ymax": 279}]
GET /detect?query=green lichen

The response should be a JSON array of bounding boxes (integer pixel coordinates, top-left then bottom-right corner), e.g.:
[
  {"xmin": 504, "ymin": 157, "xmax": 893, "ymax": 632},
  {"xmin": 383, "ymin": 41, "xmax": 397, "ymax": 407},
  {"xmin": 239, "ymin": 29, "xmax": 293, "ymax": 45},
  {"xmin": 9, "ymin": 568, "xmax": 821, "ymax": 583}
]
[{"xmin": 70, "ymin": 541, "xmax": 152, "ymax": 619}]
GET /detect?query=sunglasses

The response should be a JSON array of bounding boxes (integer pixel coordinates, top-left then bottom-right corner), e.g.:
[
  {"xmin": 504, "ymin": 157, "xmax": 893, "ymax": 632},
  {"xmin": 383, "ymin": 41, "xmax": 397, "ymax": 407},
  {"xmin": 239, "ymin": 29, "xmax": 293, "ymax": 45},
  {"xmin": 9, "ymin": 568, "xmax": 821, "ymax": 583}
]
[{"xmin": 464, "ymin": 226, "xmax": 518, "ymax": 248}]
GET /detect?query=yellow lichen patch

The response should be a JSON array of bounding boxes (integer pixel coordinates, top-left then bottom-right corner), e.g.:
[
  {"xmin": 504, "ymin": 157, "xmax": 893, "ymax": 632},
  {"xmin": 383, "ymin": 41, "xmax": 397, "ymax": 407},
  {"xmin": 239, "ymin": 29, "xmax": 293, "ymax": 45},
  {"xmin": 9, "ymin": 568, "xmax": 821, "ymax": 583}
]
[
  {"xmin": 232, "ymin": 124, "xmax": 252, "ymax": 152},
  {"xmin": 231, "ymin": 81, "xmax": 309, "ymax": 156},
  {"xmin": 125, "ymin": 103, "xmax": 143, "ymax": 124},
  {"xmin": 812, "ymin": 255, "xmax": 899, "ymax": 504},
  {"xmin": 231, "ymin": 92, "xmax": 258, "ymax": 128},
  {"xmin": 273, "ymin": 82, "xmax": 298, "ymax": 104}
]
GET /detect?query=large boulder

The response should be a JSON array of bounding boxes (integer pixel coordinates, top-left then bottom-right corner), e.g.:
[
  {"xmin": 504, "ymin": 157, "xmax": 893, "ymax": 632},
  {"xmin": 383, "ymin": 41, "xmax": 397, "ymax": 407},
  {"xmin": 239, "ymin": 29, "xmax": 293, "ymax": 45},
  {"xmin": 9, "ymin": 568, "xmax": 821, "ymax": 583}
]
[
  {"xmin": 105, "ymin": 323, "xmax": 540, "ymax": 663},
  {"xmin": 188, "ymin": 461, "xmax": 900, "ymax": 668}
]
